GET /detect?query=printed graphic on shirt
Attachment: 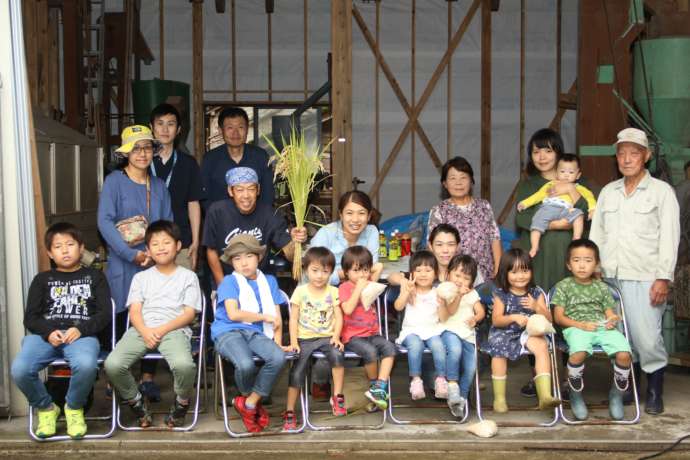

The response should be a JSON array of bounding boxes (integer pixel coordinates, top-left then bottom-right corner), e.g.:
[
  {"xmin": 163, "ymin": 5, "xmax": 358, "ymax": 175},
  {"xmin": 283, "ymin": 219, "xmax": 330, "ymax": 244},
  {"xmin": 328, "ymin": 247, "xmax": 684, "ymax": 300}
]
[
  {"xmin": 47, "ymin": 275, "xmax": 93, "ymax": 321},
  {"xmin": 224, "ymin": 227, "xmax": 264, "ymax": 246},
  {"xmin": 299, "ymin": 296, "xmax": 335, "ymax": 335}
]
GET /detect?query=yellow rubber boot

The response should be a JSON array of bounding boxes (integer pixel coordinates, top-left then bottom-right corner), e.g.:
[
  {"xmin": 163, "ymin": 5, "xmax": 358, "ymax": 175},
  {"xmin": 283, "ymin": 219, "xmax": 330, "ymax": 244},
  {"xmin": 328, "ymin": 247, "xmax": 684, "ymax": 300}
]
[
  {"xmin": 492, "ymin": 376, "xmax": 508, "ymax": 413},
  {"xmin": 534, "ymin": 373, "xmax": 561, "ymax": 410}
]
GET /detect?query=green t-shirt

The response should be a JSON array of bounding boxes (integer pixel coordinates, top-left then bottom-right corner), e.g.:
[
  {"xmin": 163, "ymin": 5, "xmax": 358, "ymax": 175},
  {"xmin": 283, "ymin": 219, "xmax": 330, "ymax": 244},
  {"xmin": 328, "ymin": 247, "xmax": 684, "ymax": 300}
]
[{"xmin": 551, "ymin": 277, "xmax": 615, "ymax": 323}]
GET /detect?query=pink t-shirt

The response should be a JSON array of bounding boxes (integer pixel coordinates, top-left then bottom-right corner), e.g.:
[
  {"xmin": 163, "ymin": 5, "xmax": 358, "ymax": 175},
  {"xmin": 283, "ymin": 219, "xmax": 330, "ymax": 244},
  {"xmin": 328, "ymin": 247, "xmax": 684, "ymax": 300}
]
[{"xmin": 339, "ymin": 281, "xmax": 380, "ymax": 343}]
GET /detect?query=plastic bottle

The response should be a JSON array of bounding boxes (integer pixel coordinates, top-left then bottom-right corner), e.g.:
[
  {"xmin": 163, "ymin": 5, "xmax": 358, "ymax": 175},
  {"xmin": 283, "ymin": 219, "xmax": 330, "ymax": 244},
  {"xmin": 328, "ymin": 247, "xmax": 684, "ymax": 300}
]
[
  {"xmin": 393, "ymin": 229, "xmax": 402, "ymax": 258},
  {"xmin": 378, "ymin": 230, "xmax": 388, "ymax": 259},
  {"xmin": 388, "ymin": 231, "xmax": 399, "ymax": 261}
]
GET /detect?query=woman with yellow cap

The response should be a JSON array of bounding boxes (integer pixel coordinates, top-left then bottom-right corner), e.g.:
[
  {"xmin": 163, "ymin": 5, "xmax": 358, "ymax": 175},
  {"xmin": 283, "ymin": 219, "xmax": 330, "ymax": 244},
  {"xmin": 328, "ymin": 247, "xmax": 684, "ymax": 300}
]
[{"xmin": 97, "ymin": 125, "xmax": 173, "ymax": 336}]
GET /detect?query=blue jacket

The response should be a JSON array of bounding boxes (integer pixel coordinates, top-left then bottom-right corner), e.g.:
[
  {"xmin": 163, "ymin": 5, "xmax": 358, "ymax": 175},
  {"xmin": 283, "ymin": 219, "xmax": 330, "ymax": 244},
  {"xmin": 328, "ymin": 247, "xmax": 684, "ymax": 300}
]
[{"xmin": 97, "ymin": 170, "xmax": 172, "ymax": 312}]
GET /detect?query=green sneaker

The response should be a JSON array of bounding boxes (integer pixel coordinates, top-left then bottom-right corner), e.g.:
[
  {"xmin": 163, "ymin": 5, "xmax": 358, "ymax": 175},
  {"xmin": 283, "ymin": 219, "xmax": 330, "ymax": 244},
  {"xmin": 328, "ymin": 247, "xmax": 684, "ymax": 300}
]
[
  {"xmin": 64, "ymin": 405, "xmax": 87, "ymax": 439},
  {"xmin": 35, "ymin": 403, "xmax": 60, "ymax": 438}
]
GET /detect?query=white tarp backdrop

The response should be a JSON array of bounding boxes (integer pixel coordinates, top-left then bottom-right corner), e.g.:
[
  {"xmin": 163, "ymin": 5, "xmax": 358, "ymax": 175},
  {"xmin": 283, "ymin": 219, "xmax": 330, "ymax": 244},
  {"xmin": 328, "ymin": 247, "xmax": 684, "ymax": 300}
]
[{"xmin": 137, "ymin": 0, "xmax": 578, "ymax": 227}]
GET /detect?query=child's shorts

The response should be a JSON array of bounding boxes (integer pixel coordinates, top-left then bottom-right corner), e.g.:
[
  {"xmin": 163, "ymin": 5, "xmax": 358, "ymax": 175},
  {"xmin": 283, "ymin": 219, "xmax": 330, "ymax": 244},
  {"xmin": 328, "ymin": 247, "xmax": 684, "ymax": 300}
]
[
  {"xmin": 530, "ymin": 204, "xmax": 583, "ymax": 233},
  {"xmin": 288, "ymin": 337, "xmax": 345, "ymax": 388},
  {"xmin": 563, "ymin": 327, "xmax": 631, "ymax": 356},
  {"xmin": 344, "ymin": 335, "xmax": 396, "ymax": 364}
]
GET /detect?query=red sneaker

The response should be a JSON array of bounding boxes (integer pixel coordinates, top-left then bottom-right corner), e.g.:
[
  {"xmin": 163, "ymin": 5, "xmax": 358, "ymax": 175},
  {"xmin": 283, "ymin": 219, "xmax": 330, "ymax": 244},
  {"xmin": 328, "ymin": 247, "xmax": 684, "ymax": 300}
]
[
  {"xmin": 232, "ymin": 396, "xmax": 262, "ymax": 433},
  {"xmin": 310, "ymin": 382, "xmax": 331, "ymax": 402},
  {"xmin": 282, "ymin": 410, "xmax": 298, "ymax": 431},
  {"xmin": 330, "ymin": 394, "xmax": 347, "ymax": 417},
  {"xmin": 256, "ymin": 402, "xmax": 270, "ymax": 429}
]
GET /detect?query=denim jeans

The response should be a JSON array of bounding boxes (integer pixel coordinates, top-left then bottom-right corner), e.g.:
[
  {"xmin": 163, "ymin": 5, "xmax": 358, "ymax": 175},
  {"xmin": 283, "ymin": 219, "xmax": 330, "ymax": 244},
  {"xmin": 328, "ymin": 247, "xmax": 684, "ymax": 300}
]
[
  {"xmin": 441, "ymin": 331, "xmax": 477, "ymax": 398},
  {"xmin": 215, "ymin": 328, "xmax": 287, "ymax": 397},
  {"xmin": 402, "ymin": 334, "xmax": 446, "ymax": 378},
  {"xmin": 11, "ymin": 335, "xmax": 100, "ymax": 409}
]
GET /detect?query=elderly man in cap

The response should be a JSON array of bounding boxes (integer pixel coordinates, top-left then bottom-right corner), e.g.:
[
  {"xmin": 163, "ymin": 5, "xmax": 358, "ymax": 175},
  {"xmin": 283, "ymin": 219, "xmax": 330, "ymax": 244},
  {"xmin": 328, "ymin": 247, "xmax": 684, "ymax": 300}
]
[
  {"xmin": 211, "ymin": 234, "xmax": 287, "ymax": 433},
  {"xmin": 590, "ymin": 127, "xmax": 680, "ymax": 415},
  {"xmin": 202, "ymin": 166, "xmax": 307, "ymax": 287}
]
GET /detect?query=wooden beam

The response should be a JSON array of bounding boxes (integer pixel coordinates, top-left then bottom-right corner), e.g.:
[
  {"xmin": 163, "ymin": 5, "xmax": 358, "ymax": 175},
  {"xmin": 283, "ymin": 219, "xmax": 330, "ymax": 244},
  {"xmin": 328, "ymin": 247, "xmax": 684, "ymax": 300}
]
[
  {"xmin": 231, "ymin": 0, "xmax": 237, "ymax": 100},
  {"xmin": 411, "ymin": 0, "xmax": 416, "ymax": 213},
  {"xmin": 193, "ymin": 0, "xmax": 204, "ymax": 162},
  {"xmin": 549, "ymin": 80, "xmax": 576, "ymax": 131},
  {"xmin": 331, "ymin": 0, "xmax": 352, "ymax": 209},
  {"xmin": 304, "ymin": 0, "xmax": 308, "ymax": 99},
  {"xmin": 368, "ymin": 0, "xmax": 481, "ymax": 200},
  {"xmin": 62, "ymin": 0, "xmax": 83, "ymax": 130},
  {"xmin": 48, "ymin": 7, "xmax": 60, "ymax": 112},
  {"xmin": 480, "ymin": 0, "xmax": 491, "ymax": 201},
  {"xmin": 22, "ymin": 0, "xmax": 38, "ymax": 109},
  {"xmin": 374, "ymin": 0, "xmax": 380, "ymax": 209},
  {"xmin": 159, "ymin": 0, "xmax": 165, "ymax": 79},
  {"xmin": 519, "ymin": 0, "xmax": 525, "ymax": 169},
  {"xmin": 352, "ymin": 5, "xmax": 443, "ymax": 175},
  {"xmin": 28, "ymin": 102, "xmax": 50, "ymax": 271},
  {"xmin": 37, "ymin": 0, "xmax": 51, "ymax": 115},
  {"xmin": 447, "ymin": 0, "xmax": 452, "ymax": 161},
  {"xmin": 267, "ymin": 9, "xmax": 272, "ymax": 101}
]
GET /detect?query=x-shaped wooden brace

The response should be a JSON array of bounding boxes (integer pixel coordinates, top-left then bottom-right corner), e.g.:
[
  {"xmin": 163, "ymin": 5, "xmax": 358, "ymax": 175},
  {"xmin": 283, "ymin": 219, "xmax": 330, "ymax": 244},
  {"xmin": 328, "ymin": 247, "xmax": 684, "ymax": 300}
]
[{"xmin": 352, "ymin": 0, "xmax": 481, "ymax": 200}]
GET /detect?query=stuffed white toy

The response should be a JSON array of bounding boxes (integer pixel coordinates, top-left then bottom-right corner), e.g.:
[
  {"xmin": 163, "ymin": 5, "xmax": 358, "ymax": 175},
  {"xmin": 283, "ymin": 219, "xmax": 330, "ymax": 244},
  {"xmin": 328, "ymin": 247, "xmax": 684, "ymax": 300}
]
[
  {"xmin": 360, "ymin": 282, "xmax": 387, "ymax": 310},
  {"xmin": 436, "ymin": 281, "xmax": 460, "ymax": 303},
  {"xmin": 526, "ymin": 314, "xmax": 556, "ymax": 336}
]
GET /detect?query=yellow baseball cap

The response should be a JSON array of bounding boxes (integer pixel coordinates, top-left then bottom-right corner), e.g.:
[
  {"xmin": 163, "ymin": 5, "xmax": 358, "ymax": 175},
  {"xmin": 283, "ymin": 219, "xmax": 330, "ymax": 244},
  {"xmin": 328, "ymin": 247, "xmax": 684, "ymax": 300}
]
[{"xmin": 115, "ymin": 125, "xmax": 158, "ymax": 154}]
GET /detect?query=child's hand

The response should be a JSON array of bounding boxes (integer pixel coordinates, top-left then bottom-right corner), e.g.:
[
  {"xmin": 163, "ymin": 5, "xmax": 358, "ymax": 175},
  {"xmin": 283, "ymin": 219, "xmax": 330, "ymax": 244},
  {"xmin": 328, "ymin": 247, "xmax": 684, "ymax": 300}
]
[
  {"xmin": 48, "ymin": 330, "xmax": 64, "ymax": 347},
  {"xmin": 330, "ymin": 336, "xmax": 344, "ymax": 351},
  {"xmin": 281, "ymin": 345, "xmax": 294, "ymax": 353},
  {"xmin": 62, "ymin": 327, "xmax": 82, "ymax": 344},
  {"xmin": 465, "ymin": 317, "xmax": 477, "ymax": 328},
  {"xmin": 141, "ymin": 327, "xmax": 160, "ymax": 350},
  {"xmin": 355, "ymin": 278, "xmax": 369, "ymax": 292},
  {"xmin": 459, "ymin": 285, "xmax": 471, "ymax": 296},
  {"xmin": 151, "ymin": 326, "xmax": 167, "ymax": 341},
  {"xmin": 514, "ymin": 315, "xmax": 529, "ymax": 328},
  {"xmin": 517, "ymin": 203, "xmax": 526, "ymax": 212},
  {"xmin": 520, "ymin": 294, "xmax": 538, "ymax": 311},
  {"xmin": 289, "ymin": 342, "xmax": 301, "ymax": 354},
  {"xmin": 605, "ymin": 315, "xmax": 619, "ymax": 329},
  {"xmin": 578, "ymin": 322, "xmax": 598, "ymax": 332}
]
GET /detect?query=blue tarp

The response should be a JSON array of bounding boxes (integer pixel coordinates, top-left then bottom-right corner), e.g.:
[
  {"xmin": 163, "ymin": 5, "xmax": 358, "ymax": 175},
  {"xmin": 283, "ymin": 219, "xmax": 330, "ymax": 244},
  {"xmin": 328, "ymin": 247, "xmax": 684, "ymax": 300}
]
[{"xmin": 379, "ymin": 211, "xmax": 517, "ymax": 251}]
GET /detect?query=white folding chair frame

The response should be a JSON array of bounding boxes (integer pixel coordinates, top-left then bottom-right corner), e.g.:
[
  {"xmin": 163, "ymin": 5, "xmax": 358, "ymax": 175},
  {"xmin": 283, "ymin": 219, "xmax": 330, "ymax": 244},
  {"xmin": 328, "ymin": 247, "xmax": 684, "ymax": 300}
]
[
  {"xmin": 303, "ymin": 296, "xmax": 388, "ymax": 431},
  {"xmin": 214, "ymin": 290, "xmax": 306, "ymax": 436},
  {"xmin": 474, "ymin": 287, "xmax": 561, "ymax": 428},
  {"xmin": 28, "ymin": 299, "xmax": 118, "ymax": 442},
  {"xmin": 383, "ymin": 287, "xmax": 470, "ymax": 425},
  {"xmin": 116, "ymin": 294, "xmax": 207, "ymax": 431},
  {"xmin": 550, "ymin": 280, "xmax": 641, "ymax": 425}
]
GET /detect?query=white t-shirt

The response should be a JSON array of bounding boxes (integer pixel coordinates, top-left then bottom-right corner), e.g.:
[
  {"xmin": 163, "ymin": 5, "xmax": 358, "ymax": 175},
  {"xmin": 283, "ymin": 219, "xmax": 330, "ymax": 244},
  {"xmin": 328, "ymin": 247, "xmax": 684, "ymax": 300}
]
[
  {"xmin": 396, "ymin": 288, "xmax": 443, "ymax": 343},
  {"xmin": 126, "ymin": 266, "xmax": 202, "ymax": 336},
  {"xmin": 442, "ymin": 289, "xmax": 480, "ymax": 344}
]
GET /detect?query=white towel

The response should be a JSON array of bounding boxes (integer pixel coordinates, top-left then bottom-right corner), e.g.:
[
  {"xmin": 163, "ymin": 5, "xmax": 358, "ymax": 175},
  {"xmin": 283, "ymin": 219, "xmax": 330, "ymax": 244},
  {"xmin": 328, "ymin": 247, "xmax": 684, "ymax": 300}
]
[{"xmin": 233, "ymin": 270, "xmax": 275, "ymax": 339}]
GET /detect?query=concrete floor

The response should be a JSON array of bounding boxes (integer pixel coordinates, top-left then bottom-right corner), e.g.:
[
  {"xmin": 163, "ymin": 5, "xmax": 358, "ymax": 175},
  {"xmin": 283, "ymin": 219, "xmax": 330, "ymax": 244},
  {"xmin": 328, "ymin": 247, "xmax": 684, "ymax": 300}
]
[{"xmin": 2, "ymin": 357, "xmax": 690, "ymax": 458}]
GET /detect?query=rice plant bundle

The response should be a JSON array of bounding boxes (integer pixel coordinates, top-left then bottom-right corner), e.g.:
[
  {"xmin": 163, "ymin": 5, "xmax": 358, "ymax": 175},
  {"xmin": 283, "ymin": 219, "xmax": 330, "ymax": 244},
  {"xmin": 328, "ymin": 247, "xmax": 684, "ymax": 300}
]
[{"xmin": 264, "ymin": 125, "xmax": 330, "ymax": 280}]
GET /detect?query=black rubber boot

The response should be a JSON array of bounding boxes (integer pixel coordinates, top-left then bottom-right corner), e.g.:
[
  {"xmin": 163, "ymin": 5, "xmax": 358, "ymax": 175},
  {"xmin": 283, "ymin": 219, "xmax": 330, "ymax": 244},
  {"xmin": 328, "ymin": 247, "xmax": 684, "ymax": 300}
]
[
  {"xmin": 623, "ymin": 362, "xmax": 641, "ymax": 406},
  {"xmin": 644, "ymin": 367, "xmax": 665, "ymax": 415}
]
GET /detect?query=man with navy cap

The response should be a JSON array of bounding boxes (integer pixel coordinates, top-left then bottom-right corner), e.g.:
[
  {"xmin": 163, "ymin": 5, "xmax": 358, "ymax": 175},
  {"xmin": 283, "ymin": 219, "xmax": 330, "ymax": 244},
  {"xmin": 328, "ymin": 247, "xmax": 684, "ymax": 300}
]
[{"xmin": 202, "ymin": 167, "xmax": 307, "ymax": 286}]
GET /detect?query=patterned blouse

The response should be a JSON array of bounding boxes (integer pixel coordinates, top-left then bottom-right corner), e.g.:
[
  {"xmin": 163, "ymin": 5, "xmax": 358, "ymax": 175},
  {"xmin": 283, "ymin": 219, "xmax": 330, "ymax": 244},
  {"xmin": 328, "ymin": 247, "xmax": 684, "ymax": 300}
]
[{"xmin": 427, "ymin": 198, "xmax": 501, "ymax": 280}]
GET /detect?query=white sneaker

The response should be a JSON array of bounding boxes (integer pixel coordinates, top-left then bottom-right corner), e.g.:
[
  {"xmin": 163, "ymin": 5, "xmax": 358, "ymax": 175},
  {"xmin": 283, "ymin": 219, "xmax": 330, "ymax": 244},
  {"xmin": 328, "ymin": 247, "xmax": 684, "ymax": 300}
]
[
  {"xmin": 434, "ymin": 376, "xmax": 449, "ymax": 400},
  {"xmin": 449, "ymin": 396, "xmax": 467, "ymax": 418}
]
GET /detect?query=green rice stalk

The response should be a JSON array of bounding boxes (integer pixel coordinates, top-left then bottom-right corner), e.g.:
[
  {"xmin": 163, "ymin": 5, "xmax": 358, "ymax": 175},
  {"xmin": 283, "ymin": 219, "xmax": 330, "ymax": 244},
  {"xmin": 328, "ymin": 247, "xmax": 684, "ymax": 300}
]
[{"xmin": 264, "ymin": 126, "xmax": 331, "ymax": 280}]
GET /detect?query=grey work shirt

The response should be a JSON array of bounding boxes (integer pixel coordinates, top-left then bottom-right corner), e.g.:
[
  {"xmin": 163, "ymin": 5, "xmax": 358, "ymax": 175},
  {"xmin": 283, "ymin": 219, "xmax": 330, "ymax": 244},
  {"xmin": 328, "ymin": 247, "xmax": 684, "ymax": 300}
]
[{"xmin": 590, "ymin": 170, "xmax": 680, "ymax": 281}]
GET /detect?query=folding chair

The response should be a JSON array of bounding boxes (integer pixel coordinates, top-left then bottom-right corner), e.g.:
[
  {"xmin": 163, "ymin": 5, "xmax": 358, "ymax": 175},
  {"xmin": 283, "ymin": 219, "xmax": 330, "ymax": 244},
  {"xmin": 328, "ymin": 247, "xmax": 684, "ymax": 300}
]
[
  {"xmin": 474, "ymin": 287, "xmax": 561, "ymax": 427},
  {"xmin": 116, "ymin": 294, "xmax": 207, "ymax": 431},
  {"xmin": 28, "ymin": 300, "xmax": 117, "ymax": 442},
  {"xmin": 383, "ymin": 287, "xmax": 471, "ymax": 425},
  {"xmin": 303, "ymin": 295, "xmax": 388, "ymax": 431},
  {"xmin": 549, "ymin": 281, "xmax": 641, "ymax": 425},
  {"xmin": 215, "ymin": 290, "xmax": 306, "ymax": 437}
]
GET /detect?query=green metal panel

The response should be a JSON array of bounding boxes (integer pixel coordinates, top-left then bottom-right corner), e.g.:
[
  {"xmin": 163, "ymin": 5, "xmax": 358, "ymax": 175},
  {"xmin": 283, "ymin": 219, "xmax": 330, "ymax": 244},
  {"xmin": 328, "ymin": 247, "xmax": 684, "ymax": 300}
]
[
  {"xmin": 597, "ymin": 65, "xmax": 614, "ymax": 84},
  {"xmin": 633, "ymin": 38, "xmax": 690, "ymax": 146},
  {"xmin": 579, "ymin": 145, "xmax": 615, "ymax": 157},
  {"xmin": 131, "ymin": 79, "xmax": 191, "ymax": 148}
]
